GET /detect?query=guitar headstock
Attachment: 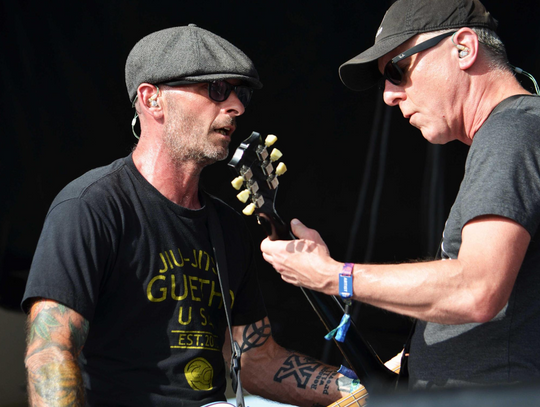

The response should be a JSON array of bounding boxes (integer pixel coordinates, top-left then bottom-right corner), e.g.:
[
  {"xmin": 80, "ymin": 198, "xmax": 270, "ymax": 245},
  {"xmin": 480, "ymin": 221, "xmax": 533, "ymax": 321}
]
[{"xmin": 228, "ymin": 131, "xmax": 290, "ymax": 240}]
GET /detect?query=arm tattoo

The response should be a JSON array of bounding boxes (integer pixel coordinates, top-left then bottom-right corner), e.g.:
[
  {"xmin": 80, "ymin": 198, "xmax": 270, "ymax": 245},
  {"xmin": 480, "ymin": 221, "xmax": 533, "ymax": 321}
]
[
  {"xmin": 25, "ymin": 301, "xmax": 89, "ymax": 406},
  {"xmin": 28, "ymin": 359, "xmax": 85, "ymax": 406},
  {"xmin": 69, "ymin": 318, "xmax": 90, "ymax": 353},
  {"xmin": 239, "ymin": 317, "xmax": 271, "ymax": 353},
  {"xmin": 274, "ymin": 354, "xmax": 321, "ymax": 389},
  {"xmin": 309, "ymin": 367, "xmax": 338, "ymax": 395}
]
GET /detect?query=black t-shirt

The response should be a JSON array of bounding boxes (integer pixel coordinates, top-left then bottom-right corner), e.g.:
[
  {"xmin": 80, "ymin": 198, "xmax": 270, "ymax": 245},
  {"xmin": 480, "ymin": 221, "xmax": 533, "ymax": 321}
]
[{"xmin": 23, "ymin": 154, "xmax": 267, "ymax": 406}]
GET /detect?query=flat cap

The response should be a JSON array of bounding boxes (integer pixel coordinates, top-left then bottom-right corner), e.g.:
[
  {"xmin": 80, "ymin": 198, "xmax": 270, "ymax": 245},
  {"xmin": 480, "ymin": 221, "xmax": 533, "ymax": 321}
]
[
  {"xmin": 339, "ymin": 0, "xmax": 498, "ymax": 91},
  {"xmin": 125, "ymin": 24, "xmax": 262, "ymax": 101}
]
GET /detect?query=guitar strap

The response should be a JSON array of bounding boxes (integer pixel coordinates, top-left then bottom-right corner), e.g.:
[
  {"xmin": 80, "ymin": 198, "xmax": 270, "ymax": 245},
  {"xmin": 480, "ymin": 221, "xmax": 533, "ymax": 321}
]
[
  {"xmin": 205, "ymin": 195, "xmax": 246, "ymax": 407},
  {"xmin": 396, "ymin": 319, "xmax": 416, "ymax": 389}
]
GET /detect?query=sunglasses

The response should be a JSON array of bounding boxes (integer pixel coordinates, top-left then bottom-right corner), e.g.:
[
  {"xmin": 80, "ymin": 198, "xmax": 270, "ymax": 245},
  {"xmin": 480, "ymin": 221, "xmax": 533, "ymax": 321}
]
[
  {"xmin": 383, "ymin": 31, "xmax": 456, "ymax": 86},
  {"xmin": 160, "ymin": 79, "xmax": 253, "ymax": 108}
]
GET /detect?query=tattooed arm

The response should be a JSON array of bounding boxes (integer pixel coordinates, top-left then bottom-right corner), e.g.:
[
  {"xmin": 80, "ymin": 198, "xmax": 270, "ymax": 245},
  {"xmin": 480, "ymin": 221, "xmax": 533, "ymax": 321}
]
[
  {"xmin": 228, "ymin": 317, "xmax": 354, "ymax": 407},
  {"xmin": 25, "ymin": 298, "xmax": 89, "ymax": 407}
]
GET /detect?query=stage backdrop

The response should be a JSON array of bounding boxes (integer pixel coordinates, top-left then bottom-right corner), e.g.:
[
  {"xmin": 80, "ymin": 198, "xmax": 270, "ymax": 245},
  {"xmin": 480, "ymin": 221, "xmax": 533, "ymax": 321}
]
[{"xmin": 1, "ymin": 0, "xmax": 539, "ymax": 367}]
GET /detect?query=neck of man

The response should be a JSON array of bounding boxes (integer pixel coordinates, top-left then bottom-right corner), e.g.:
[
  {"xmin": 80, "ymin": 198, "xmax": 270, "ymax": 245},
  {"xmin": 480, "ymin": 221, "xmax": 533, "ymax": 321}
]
[
  {"xmin": 464, "ymin": 69, "xmax": 532, "ymax": 144},
  {"xmin": 132, "ymin": 137, "xmax": 206, "ymax": 209}
]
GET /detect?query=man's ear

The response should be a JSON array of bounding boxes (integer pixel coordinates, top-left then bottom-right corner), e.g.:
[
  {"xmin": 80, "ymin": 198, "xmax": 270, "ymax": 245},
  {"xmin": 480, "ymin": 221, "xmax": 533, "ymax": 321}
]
[
  {"xmin": 452, "ymin": 28, "xmax": 478, "ymax": 70},
  {"xmin": 137, "ymin": 83, "xmax": 162, "ymax": 111}
]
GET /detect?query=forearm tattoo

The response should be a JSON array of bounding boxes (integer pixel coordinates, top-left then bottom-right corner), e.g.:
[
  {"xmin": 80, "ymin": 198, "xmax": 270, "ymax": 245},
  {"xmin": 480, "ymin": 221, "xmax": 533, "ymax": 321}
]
[
  {"xmin": 309, "ymin": 366, "xmax": 339, "ymax": 395},
  {"xmin": 25, "ymin": 301, "xmax": 89, "ymax": 406},
  {"xmin": 274, "ymin": 354, "xmax": 322, "ymax": 389},
  {"xmin": 239, "ymin": 317, "xmax": 271, "ymax": 353}
]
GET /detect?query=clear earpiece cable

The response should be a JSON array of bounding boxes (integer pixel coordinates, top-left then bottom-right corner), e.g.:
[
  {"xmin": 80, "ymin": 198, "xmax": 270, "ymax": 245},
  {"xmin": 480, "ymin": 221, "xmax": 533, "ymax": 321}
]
[
  {"xmin": 511, "ymin": 64, "xmax": 540, "ymax": 95},
  {"xmin": 131, "ymin": 95, "xmax": 140, "ymax": 139}
]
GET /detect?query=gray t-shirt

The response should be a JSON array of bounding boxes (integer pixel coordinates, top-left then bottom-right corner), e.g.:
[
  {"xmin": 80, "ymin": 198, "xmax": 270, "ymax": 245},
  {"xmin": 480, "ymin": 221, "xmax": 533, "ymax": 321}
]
[{"xmin": 408, "ymin": 95, "xmax": 540, "ymax": 389}]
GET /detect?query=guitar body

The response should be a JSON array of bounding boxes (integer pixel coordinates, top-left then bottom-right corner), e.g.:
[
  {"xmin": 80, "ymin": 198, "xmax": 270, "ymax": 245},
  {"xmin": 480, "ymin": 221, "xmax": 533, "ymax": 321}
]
[{"xmin": 228, "ymin": 132, "xmax": 398, "ymax": 392}]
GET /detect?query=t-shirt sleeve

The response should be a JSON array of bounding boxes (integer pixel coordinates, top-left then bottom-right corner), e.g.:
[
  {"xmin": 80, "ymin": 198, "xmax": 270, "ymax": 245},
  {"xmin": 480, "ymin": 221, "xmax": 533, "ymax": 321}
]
[
  {"xmin": 22, "ymin": 197, "xmax": 114, "ymax": 321},
  {"xmin": 459, "ymin": 106, "xmax": 540, "ymax": 236}
]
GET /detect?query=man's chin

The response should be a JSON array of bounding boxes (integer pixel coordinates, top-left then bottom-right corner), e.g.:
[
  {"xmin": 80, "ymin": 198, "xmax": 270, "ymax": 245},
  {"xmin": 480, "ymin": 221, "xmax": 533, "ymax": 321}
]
[
  {"xmin": 216, "ymin": 147, "xmax": 229, "ymax": 162},
  {"xmin": 202, "ymin": 147, "xmax": 229, "ymax": 165},
  {"xmin": 421, "ymin": 132, "xmax": 451, "ymax": 145}
]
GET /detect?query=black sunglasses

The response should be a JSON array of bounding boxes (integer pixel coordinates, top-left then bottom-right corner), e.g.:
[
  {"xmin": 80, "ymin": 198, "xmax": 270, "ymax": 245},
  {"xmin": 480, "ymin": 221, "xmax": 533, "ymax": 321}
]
[
  {"xmin": 383, "ymin": 31, "xmax": 456, "ymax": 86},
  {"xmin": 159, "ymin": 79, "xmax": 253, "ymax": 108}
]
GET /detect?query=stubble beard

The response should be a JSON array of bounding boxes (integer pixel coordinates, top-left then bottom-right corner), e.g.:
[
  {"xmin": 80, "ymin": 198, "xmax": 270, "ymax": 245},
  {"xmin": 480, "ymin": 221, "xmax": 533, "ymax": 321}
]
[{"xmin": 163, "ymin": 100, "xmax": 230, "ymax": 167}]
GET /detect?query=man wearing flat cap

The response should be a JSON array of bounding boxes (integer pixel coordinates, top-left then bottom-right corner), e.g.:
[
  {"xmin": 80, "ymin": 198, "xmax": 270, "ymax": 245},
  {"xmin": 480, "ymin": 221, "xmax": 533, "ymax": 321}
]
[
  {"xmin": 262, "ymin": 0, "xmax": 540, "ymax": 390},
  {"xmin": 22, "ymin": 25, "xmax": 353, "ymax": 406}
]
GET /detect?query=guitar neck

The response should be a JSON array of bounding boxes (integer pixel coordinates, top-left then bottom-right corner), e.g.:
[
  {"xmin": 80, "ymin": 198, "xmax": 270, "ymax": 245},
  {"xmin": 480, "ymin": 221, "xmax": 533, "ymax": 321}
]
[{"xmin": 227, "ymin": 131, "xmax": 397, "ymax": 392}]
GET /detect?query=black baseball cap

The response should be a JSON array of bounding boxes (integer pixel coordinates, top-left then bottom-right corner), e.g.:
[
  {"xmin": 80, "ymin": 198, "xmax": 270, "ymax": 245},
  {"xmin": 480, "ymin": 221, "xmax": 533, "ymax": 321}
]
[
  {"xmin": 125, "ymin": 24, "xmax": 262, "ymax": 102},
  {"xmin": 339, "ymin": 0, "xmax": 498, "ymax": 91}
]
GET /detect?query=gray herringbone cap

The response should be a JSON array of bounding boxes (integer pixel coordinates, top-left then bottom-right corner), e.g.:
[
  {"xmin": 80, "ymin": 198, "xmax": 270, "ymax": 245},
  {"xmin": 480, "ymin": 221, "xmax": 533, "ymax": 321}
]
[{"xmin": 125, "ymin": 24, "xmax": 262, "ymax": 101}]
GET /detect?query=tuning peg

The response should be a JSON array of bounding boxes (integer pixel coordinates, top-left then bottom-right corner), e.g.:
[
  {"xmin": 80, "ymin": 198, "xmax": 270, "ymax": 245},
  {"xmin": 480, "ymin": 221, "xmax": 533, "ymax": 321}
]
[
  {"xmin": 265, "ymin": 134, "xmax": 278, "ymax": 146},
  {"xmin": 276, "ymin": 162, "xmax": 287, "ymax": 176},
  {"xmin": 242, "ymin": 203, "xmax": 256, "ymax": 216},
  {"xmin": 231, "ymin": 176, "xmax": 244, "ymax": 190},
  {"xmin": 270, "ymin": 148, "xmax": 283, "ymax": 162},
  {"xmin": 237, "ymin": 189, "xmax": 250, "ymax": 203}
]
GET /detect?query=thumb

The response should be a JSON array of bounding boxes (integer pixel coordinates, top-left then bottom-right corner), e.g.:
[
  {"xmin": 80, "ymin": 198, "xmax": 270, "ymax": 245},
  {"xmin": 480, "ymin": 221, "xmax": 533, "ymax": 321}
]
[
  {"xmin": 290, "ymin": 218, "xmax": 311, "ymax": 239},
  {"xmin": 290, "ymin": 218, "xmax": 329, "ymax": 253}
]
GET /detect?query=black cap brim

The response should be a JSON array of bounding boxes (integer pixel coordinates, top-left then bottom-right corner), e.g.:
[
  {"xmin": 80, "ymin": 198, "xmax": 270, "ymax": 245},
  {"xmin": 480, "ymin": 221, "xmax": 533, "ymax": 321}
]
[{"xmin": 338, "ymin": 32, "xmax": 418, "ymax": 91}]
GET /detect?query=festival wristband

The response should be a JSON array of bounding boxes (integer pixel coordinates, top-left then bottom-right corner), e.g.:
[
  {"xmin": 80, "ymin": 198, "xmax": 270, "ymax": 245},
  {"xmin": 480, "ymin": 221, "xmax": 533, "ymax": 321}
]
[
  {"xmin": 339, "ymin": 263, "xmax": 354, "ymax": 300},
  {"xmin": 325, "ymin": 263, "xmax": 354, "ymax": 343}
]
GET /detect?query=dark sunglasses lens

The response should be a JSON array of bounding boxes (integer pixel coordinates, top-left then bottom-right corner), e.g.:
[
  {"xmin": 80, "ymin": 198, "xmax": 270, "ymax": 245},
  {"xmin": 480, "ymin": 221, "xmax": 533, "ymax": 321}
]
[
  {"xmin": 235, "ymin": 87, "xmax": 253, "ymax": 107},
  {"xmin": 209, "ymin": 81, "xmax": 231, "ymax": 102},
  {"xmin": 384, "ymin": 62, "xmax": 403, "ymax": 85},
  {"xmin": 209, "ymin": 81, "xmax": 252, "ymax": 107}
]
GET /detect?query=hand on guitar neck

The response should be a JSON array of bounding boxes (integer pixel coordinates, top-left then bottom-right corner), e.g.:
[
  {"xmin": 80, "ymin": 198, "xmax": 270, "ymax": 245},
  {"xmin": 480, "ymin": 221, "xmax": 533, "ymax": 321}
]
[{"xmin": 228, "ymin": 132, "xmax": 399, "ymax": 395}]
